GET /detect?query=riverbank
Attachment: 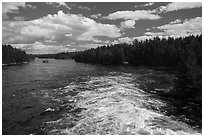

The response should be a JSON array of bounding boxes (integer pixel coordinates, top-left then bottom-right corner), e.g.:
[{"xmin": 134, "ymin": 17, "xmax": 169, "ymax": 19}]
[
  {"xmin": 2, "ymin": 59, "xmax": 202, "ymax": 135},
  {"xmin": 2, "ymin": 61, "xmax": 29, "ymax": 66}
]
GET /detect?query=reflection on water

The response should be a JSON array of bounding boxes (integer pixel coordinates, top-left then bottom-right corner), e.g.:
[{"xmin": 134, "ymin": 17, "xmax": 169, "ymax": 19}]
[{"xmin": 2, "ymin": 58, "xmax": 201, "ymax": 135}]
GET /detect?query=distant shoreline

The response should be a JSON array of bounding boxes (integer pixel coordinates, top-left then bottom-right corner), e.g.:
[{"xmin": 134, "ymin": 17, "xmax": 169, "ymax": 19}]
[{"xmin": 2, "ymin": 61, "xmax": 28, "ymax": 66}]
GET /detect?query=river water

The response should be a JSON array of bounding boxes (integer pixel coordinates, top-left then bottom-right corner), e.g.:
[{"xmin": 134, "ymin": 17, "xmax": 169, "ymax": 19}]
[{"xmin": 2, "ymin": 58, "xmax": 202, "ymax": 135}]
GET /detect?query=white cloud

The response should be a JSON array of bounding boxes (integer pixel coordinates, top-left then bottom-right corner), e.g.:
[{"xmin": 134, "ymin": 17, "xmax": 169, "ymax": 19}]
[
  {"xmin": 26, "ymin": 4, "xmax": 36, "ymax": 9},
  {"xmin": 112, "ymin": 36, "xmax": 155, "ymax": 45},
  {"xmin": 113, "ymin": 33, "xmax": 186, "ymax": 45},
  {"xmin": 79, "ymin": 43, "xmax": 102, "ymax": 49},
  {"xmin": 71, "ymin": 48, "xmax": 77, "ymax": 51},
  {"xmin": 45, "ymin": 39, "xmax": 57, "ymax": 43},
  {"xmin": 105, "ymin": 2, "xmax": 201, "ymax": 21},
  {"xmin": 76, "ymin": 20, "xmax": 121, "ymax": 41},
  {"xmin": 158, "ymin": 17, "xmax": 202, "ymax": 36},
  {"xmin": 120, "ymin": 20, "xmax": 135, "ymax": 30},
  {"xmin": 112, "ymin": 37, "xmax": 135, "ymax": 44},
  {"xmin": 69, "ymin": 3, "xmax": 91, "ymax": 11},
  {"xmin": 144, "ymin": 31, "xmax": 165, "ymax": 37},
  {"xmin": 144, "ymin": 2, "xmax": 154, "ymax": 7},
  {"xmin": 135, "ymin": 2, "xmax": 154, "ymax": 8},
  {"xmin": 146, "ymin": 28, "xmax": 150, "ymax": 31},
  {"xmin": 56, "ymin": 2, "xmax": 69, "ymax": 7},
  {"xmin": 12, "ymin": 42, "xmax": 73, "ymax": 54},
  {"xmin": 91, "ymin": 39, "xmax": 110, "ymax": 44},
  {"xmin": 169, "ymin": 19, "xmax": 182, "ymax": 24},
  {"xmin": 2, "ymin": 2, "xmax": 26, "ymax": 19},
  {"xmin": 103, "ymin": 40, "xmax": 110, "ymax": 44},
  {"xmin": 91, "ymin": 13, "xmax": 102, "ymax": 19},
  {"xmin": 134, "ymin": 36, "xmax": 157, "ymax": 41},
  {"xmin": 118, "ymin": 37, "xmax": 134, "ymax": 44},
  {"xmin": 3, "ymin": 10, "xmax": 121, "ymax": 46},
  {"xmin": 104, "ymin": 10, "xmax": 161, "ymax": 20},
  {"xmin": 93, "ymin": 39, "xmax": 103, "ymax": 43},
  {"xmin": 65, "ymin": 34, "xmax": 73, "ymax": 37},
  {"xmin": 2, "ymin": 2, "xmax": 36, "ymax": 21},
  {"xmin": 155, "ymin": 2, "xmax": 202, "ymax": 13},
  {"xmin": 2, "ymin": 2, "xmax": 25, "ymax": 13},
  {"xmin": 145, "ymin": 17, "xmax": 202, "ymax": 38},
  {"xmin": 13, "ymin": 16, "xmax": 26, "ymax": 21},
  {"xmin": 2, "ymin": 2, "xmax": 37, "ymax": 20},
  {"xmin": 77, "ymin": 5, "xmax": 91, "ymax": 10},
  {"xmin": 46, "ymin": 2, "xmax": 71, "ymax": 9},
  {"xmin": 20, "ymin": 25, "xmax": 55, "ymax": 38}
]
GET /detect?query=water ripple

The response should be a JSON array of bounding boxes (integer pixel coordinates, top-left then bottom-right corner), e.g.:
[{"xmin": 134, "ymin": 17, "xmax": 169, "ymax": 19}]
[{"xmin": 35, "ymin": 72, "xmax": 200, "ymax": 135}]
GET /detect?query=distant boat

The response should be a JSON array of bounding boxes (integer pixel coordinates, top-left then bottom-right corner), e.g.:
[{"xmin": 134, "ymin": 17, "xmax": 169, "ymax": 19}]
[
  {"xmin": 42, "ymin": 60, "xmax": 49, "ymax": 63},
  {"xmin": 123, "ymin": 61, "xmax": 129, "ymax": 65}
]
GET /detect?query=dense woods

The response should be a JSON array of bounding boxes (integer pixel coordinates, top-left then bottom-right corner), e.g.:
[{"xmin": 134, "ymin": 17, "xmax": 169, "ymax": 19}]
[
  {"xmin": 35, "ymin": 52, "xmax": 74, "ymax": 59},
  {"xmin": 3, "ymin": 35, "xmax": 202, "ymax": 103},
  {"xmin": 74, "ymin": 35, "xmax": 201, "ymax": 67},
  {"xmin": 2, "ymin": 44, "xmax": 35, "ymax": 65},
  {"xmin": 73, "ymin": 35, "xmax": 202, "ymax": 102},
  {"xmin": 35, "ymin": 54, "xmax": 56, "ymax": 59}
]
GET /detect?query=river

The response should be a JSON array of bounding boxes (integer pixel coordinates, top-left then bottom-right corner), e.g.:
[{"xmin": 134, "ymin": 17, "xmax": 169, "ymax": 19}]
[{"xmin": 2, "ymin": 58, "xmax": 202, "ymax": 135}]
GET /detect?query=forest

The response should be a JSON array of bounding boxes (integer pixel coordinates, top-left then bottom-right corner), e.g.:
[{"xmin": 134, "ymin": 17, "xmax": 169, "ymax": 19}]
[
  {"xmin": 35, "ymin": 52, "xmax": 74, "ymax": 59},
  {"xmin": 3, "ymin": 35, "xmax": 202, "ymax": 103},
  {"xmin": 2, "ymin": 44, "xmax": 35, "ymax": 65},
  {"xmin": 73, "ymin": 35, "xmax": 202, "ymax": 103}
]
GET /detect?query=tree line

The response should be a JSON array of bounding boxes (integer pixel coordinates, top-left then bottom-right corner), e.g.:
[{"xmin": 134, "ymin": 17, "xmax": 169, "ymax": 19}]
[
  {"xmin": 2, "ymin": 44, "xmax": 35, "ymax": 65},
  {"xmin": 43, "ymin": 35, "xmax": 201, "ymax": 103},
  {"xmin": 74, "ymin": 35, "xmax": 201, "ymax": 67},
  {"xmin": 73, "ymin": 35, "xmax": 202, "ymax": 103},
  {"xmin": 35, "ymin": 52, "xmax": 75, "ymax": 59},
  {"xmin": 3, "ymin": 35, "xmax": 201, "ymax": 103}
]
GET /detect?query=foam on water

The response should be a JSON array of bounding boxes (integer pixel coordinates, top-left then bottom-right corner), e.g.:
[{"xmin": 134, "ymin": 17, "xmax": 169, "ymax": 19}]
[{"xmin": 37, "ymin": 72, "xmax": 200, "ymax": 135}]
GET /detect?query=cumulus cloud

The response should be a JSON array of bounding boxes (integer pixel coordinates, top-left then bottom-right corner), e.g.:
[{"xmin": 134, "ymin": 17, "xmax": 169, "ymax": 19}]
[
  {"xmin": 118, "ymin": 37, "xmax": 135, "ymax": 44},
  {"xmin": 113, "ymin": 35, "xmax": 171, "ymax": 45},
  {"xmin": 65, "ymin": 34, "xmax": 73, "ymax": 37},
  {"xmin": 69, "ymin": 3, "xmax": 91, "ymax": 10},
  {"xmin": 2, "ymin": 2, "xmax": 25, "ymax": 13},
  {"xmin": 2, "ymin": 2, "xmax": 37, "ymax": 20},
  {"xmin": 112, "ymin": 35, "xmax": 156, "ymax": 45},
  {"xmin": 2, "ymin": 2, "xmax": 25, "ymax": 19},
  {"xmin": 13, "ymin": 16, "xmax": 26, "ymax": 21},
  {"xmin": 134, "ymin": 35, "xmax": 160, "ymax": 41},
  {"xmin": 26, "ymin": 4, "xmax": 36, "ymax": 9},
  {"xmin": 104, "ymin": 2, "xmax": 201, "ymax": 22},
  {"xmin": 77, "ymin": 5, "xmax": 91, "ymax": 10},
  {"xmin": 46, "ymin": 2, "xmax": 71, "ymax": 9},
  {"xmin": 104, "ymin": 10, "xmax": 161, "ymax": 20},
  {"xmin": 169, "ymin": 19, "xmax": 182, "ymax": 24},
  {"xmin": 12, "ymin": 42, "xmax": 73, "ymax": 54},
  {"xmin": 91, "ymin": 13, "xmax": 102, "ymax": 19},
  {"xmin": 93, "ymin": 39, "xmax": 102, "ymax": 43},
  {"xmin": 155, "ymin": 2, "xmax": 202, "ymax": 13},
  {"xmin": 120, "ymin": 20, "xmax": 135, "ymax": 30},
  {"xmin": 77, "ymin": 21, "xmax": 121, "ymax": 41},
  {"xmin": 112, "ymin": 37, "xmax": 136, "ymax": 45},
  {"xmin": 79, "ymin": 43, "xmax": 102, "ymax": 48},
  {"xmin": 146, "ymin": 28, "xmax": 150, "ymax": 31},
  {"xmin": 105, "ymin": 10, "xmax": 160, "ymax": 32},
  {"xmin": 3, "ymin": 10, "xmax": 121, "ymax": 52},
  {"xmin": 145, "ymin": 31, "xmax": 164, "ymax": 36},
  {"xmin": 145, "ymin": 17, "xmax": 202, "ymax": 38}
]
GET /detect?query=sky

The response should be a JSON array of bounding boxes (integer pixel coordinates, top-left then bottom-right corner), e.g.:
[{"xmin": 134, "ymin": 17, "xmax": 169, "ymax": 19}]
[{"xmin": 2, "ymin": 2, "xmax": 202, "ymax": 54}]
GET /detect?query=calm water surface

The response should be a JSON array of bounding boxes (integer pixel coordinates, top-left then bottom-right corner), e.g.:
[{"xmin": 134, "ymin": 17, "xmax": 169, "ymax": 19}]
[{"xmin": 2, "ymin": 58, "xmax": 201, "ymax": 135}]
